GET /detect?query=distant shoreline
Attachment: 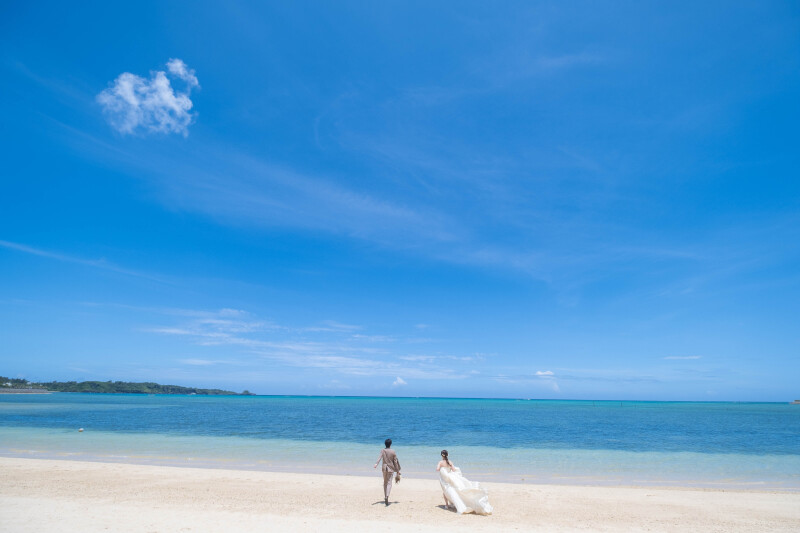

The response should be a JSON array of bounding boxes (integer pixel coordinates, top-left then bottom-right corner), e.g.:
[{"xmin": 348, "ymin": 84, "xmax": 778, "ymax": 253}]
[
  {"xmin": 1, "ymin": 376, "xmax": 251, "ymax": 396},
  {"xmin": 0, "ymin": 387, "xmax": 796, "ymax": 402},
  {"xmin": 0, "ymin": 389, "xmax": 251, "ymax": 396}
]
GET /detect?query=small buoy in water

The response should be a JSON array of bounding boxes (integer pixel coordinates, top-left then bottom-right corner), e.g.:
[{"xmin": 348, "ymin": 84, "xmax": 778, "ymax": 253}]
[{"xmin": 78, "ymin": 428, "xmax": 84, "ymax": 432}]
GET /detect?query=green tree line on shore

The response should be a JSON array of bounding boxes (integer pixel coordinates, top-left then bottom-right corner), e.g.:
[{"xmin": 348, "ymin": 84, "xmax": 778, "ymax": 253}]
[{"xmin": 0, "ymin": 376, "xmax": 253, "ymax": 395}]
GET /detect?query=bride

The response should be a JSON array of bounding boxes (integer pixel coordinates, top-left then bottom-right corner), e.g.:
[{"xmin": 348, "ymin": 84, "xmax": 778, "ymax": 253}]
[{"xmin": 436, "ymin": 450, "xmax": 493, "ymax": 515}]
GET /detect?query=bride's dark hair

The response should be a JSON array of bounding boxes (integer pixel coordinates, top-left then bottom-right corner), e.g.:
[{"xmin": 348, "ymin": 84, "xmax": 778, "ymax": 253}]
[{"xmin": 441, "ymin": 449, "xmax": 452, "ymax": 467}]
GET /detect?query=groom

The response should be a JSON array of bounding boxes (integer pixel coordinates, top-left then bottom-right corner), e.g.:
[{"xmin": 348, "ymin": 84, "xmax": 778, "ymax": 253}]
[{"xmin": 373, "ymin": 438, "xmax": 401, "ymax": 505}]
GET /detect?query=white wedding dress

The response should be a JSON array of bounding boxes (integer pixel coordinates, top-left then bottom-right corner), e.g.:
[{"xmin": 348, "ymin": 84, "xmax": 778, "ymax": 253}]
[{"xmin": 438, "ymin": 465, "xmax": 493, "ymax": 515}]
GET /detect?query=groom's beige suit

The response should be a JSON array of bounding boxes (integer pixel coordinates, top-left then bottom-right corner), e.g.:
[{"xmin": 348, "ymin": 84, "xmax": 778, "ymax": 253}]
[{"xmin": 376, "ymin": 448, "xmax": 401, "ymax": 500}]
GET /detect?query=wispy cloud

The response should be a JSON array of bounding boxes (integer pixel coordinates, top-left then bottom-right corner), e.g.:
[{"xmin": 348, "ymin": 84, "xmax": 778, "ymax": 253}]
[
  {"xmin": 494, "ymin": 370, "xmax": 556, "ymax": 381},
  {"xmin": 494, "ymin": 367, "xmax": 673, "ymax": 389},
  {"xmin": 552, "ymin": 371, "xmax": 662, "ymax": 384},
  {"xmin": 392, "ymin": 376, "xmax": 407, "ymax": 387},
  {"xmin": 494, "ymin": 370, "xmax": 560, "ymax": 392},
  {"xmin": 0, "ymin": 239, "xmax": 162, "ymax": 281},
  {"xmin": 303, "ymin": 320, "xmax": 363, "ymax": 333},
  {"xmin": 401, "ymin": 49, "xmax": 608, "ymax": 106},
  {"xmin": 320, "ymin": 379, "xmax": 351, "ymax": 391},
  {"xmin": 399, "ymin": 355, "xmax": 437, "ymax": 363},
  {"xmin": 535, "ymin": 52, "xmax": 606, "ymax": 70},
  {"xmin": 351, "ymin": 334, "xmax": 395, "ymax": 342},
  {"xmin": 52, "ymin": 109, "xmax": 720, "ymax": 292},
  {"xmin": 97, "ymin": 58, "xmax": 199, "ymax": 136},
  {"xmin": 146, "ymin": 307, "xmax": 471, "ymax": 380},
  {"xmin": 105, "ymin": 144, "xmax": 459, "ymax": 249},
  {"xmin": 179, "ymin": 358, "xmax": 239, "ymax": 366}
]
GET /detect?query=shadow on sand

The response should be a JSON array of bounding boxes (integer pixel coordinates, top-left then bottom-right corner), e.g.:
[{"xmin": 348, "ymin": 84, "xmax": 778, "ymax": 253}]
[{"xmin": 372, "ymin": 500, "xmax": 398, "ymax": 506}]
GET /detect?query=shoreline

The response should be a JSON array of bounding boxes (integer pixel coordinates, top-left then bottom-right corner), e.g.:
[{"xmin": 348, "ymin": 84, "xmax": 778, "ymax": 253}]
[
  {"xmin": 2, "ymin": 449, "xmax": 798, "ymax": 493},
  {"xmin": 3, "ymin": 423, "xmax": 799, "ymax": 492},
  {"xmin": 2, "ymin": 457, "xmax": 799, "ymax": 532}
]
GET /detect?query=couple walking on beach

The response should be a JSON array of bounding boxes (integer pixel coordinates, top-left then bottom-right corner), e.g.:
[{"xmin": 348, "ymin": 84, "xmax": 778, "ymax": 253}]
[{"xmin": 374, "ymin": 438, "xmax": 493, "ymax": 515}]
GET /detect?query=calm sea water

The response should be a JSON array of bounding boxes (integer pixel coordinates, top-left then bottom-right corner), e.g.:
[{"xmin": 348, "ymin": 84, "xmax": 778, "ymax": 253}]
[{"xmin": 1, "ymin": 394, "xmax": 798, "ymax": 489}]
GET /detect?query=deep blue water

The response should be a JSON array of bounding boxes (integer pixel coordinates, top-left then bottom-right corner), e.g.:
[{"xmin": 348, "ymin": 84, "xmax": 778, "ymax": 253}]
[{"xmin": 1, "ymin": 394, "xmax": 798, "ymax": 455}]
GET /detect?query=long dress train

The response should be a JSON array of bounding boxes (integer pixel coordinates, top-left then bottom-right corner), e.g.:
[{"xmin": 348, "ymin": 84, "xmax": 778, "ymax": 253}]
[{"xmin": 438, "ymin": 465, "xmax": 493, "ymax": 515}]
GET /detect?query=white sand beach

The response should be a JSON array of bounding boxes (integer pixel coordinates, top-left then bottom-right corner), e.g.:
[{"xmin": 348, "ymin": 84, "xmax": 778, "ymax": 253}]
[{"xmin": 1, "ymin": 457, "xmax": 798, "ymax": 532}]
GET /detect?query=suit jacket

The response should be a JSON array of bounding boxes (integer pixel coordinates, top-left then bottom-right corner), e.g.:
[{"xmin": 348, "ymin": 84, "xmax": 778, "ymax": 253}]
[{"xmin": 377, "ymin": 448, "xmax": 401, "ymax": 473}]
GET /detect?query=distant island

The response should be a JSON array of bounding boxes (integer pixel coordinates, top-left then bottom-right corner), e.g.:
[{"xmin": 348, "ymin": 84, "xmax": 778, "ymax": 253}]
[{"xmin": 0, "ymin": 376, "xmax": 254, "ymax": 395}]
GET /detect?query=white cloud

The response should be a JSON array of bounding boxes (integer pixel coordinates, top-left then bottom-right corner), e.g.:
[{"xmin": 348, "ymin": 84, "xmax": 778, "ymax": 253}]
[
  {"xmin": 393, "ymin": 377, "xmax": 407, "ymax": 387},
  {"xmin": 663, "ymin": 356, "xmax": 702, "ymax": 360},
  {"xmin": 166, "ymin": 58, "xmax": 199, "ymax": 88},
  {"xmin": 535, "ymin": 370, "xmax": 558, "ymax": 391},
  {"xmin": 97, "ymin": 59, "xmax": 199, "ymax": 136}
]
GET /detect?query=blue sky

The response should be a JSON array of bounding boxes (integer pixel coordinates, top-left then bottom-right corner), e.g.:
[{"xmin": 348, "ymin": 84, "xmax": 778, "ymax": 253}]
[{"xmin": 1, "ymin": 1, "xmax": 798, "ymax": 400}]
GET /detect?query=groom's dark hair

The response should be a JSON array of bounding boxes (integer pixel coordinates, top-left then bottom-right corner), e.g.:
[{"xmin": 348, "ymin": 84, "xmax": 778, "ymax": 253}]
[{"xmin": 385, "ymin": 438, "xmax": 392, "ymax": 448}]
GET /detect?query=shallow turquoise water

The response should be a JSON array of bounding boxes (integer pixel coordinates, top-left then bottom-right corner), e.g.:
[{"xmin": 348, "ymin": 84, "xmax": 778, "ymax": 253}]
[{"xmin": 1, "ymin": 394, "xmax": 798, "ymax": 488}]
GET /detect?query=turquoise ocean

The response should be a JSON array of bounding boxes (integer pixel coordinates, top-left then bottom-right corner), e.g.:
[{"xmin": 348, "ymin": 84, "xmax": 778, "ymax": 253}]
[{"xmin": 1, "ymin": 394, "xmax": 798, "ymax": 490}]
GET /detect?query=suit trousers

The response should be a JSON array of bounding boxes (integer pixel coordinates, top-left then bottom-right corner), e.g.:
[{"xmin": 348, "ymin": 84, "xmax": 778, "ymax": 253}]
[{"xmin": 382, "ymin": 469, "xmax": 395, "ymax": 499}]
